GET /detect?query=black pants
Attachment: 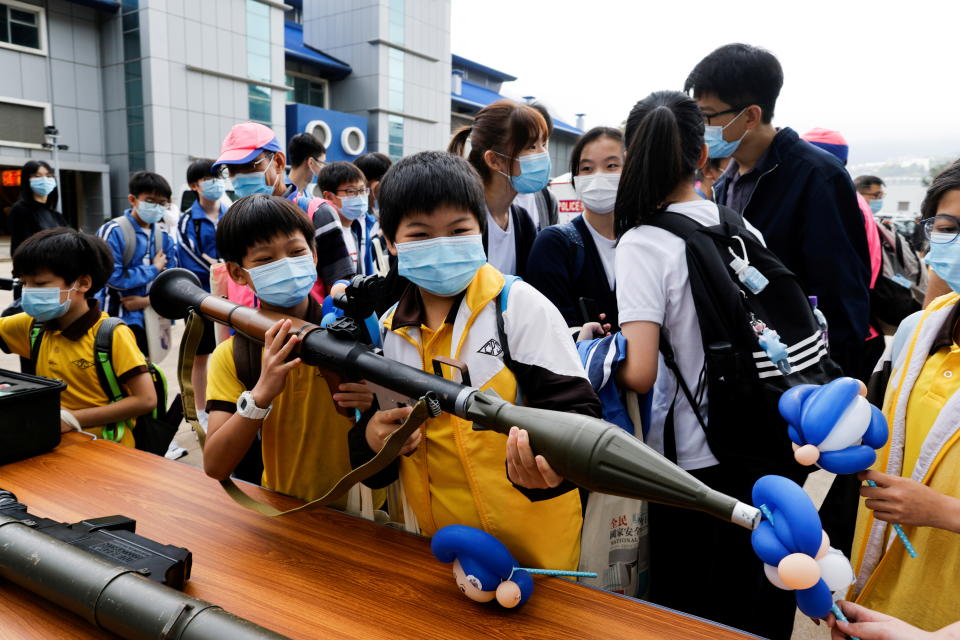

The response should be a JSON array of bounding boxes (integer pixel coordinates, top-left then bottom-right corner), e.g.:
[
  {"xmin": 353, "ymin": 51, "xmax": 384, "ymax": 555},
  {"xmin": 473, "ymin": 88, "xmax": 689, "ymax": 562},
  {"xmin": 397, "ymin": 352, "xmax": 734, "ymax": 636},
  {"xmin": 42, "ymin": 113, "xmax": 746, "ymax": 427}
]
[
  {"xmin": 129, "ymin": 323, "xmax": 149, "ymax": 357},
  {"xmin": 647, "ymin": 465, "xmax": 797, "ymax": 640}
]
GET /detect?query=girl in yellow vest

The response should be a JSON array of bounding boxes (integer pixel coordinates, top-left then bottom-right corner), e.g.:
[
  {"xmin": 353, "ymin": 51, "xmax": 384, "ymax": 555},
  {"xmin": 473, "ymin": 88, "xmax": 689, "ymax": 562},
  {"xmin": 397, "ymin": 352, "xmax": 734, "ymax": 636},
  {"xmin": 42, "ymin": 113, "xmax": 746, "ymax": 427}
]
[
  {"xmin": 849, "ymin": 160, "xmax": 960, "ymax": 631},
  {"xmin": 349, "ymin": 150, "xmax": 602, "ymax": 571}
]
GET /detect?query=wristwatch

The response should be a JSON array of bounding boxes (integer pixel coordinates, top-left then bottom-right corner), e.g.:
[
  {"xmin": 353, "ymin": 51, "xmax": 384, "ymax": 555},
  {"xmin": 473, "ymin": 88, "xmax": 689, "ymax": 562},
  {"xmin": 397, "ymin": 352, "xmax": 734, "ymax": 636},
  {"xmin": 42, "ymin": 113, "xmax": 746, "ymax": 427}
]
[{"xmin": 237, "ymin": 391, "xmax": 272, "ymax": 420}]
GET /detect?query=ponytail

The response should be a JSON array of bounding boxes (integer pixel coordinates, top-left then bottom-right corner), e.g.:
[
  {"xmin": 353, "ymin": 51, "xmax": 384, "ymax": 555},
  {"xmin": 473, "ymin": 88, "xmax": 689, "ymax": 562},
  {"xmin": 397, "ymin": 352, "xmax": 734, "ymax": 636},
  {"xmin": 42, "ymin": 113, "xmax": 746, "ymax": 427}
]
[
  {"xmin": 614, "ymin": 91, "xmax": 705, "ymax": 238},
  {"xmin": 448, "ymin": 126, "xmax": 472, "ymax": 157}
]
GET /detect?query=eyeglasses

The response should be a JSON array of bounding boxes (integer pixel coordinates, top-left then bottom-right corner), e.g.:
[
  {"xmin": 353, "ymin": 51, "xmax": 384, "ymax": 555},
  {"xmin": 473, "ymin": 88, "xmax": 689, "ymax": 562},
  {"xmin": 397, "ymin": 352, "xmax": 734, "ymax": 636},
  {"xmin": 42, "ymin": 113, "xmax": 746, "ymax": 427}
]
[
  {"xmin": 701, "ymin": 106, "xmax": 747, "ymax": 125},
  {"xmin": 336, "ymin": 187, "xmax": 369, "ymax": 198},
  {"xmin": 923, "ymin": 215, "xmax": 960, "ymax": 243},
  {"xmin": 862, "ymin": 191, "xmax": 885, "ymax": 200},
  {"xmin": 218, "ymin": 153, "xmax": 273, "ymax": 179},
  {"xmin": 140, "ymin": 196, "xmax": 171, "ymax": 208}
]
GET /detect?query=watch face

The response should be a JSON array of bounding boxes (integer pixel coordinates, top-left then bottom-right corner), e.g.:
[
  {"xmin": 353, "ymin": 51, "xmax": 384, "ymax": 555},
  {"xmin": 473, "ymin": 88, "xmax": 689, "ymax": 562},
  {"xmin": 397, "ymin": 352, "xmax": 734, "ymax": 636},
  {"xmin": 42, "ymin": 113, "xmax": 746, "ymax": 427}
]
[{"xmin": 239, "ymin": 397, "xmax": 248, "ymax": 410}]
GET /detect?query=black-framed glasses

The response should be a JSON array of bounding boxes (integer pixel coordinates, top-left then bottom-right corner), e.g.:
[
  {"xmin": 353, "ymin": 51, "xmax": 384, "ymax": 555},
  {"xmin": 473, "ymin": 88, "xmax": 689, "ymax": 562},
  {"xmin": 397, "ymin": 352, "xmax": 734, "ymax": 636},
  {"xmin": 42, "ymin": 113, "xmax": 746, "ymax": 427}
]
[
  {"xmin": 923, "ymin": 215, "xmax": 960, "ymax": 243},
  {"xmin": 336, "ymin": 187, "xmax": 369, "ymax": 198},
  {"xmin": 701, "ymin": 106, "xmax": 747, "ymax": 124},
  {"xmin": 218, "ymin": 153, "xmax": 273, "ymax": 179}
]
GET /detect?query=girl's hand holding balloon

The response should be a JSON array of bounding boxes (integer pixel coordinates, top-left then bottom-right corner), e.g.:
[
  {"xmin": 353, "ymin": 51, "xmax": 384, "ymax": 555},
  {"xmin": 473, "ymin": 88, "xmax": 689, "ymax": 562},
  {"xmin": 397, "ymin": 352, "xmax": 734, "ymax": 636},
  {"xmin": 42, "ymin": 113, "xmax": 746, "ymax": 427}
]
[
  {"xmin": 827, "ymin": 601, "xmax": 957, "ymax": 640},
  {"xmin": 858, "ymin": 470, "xmax": 960, "ymax": 532}
]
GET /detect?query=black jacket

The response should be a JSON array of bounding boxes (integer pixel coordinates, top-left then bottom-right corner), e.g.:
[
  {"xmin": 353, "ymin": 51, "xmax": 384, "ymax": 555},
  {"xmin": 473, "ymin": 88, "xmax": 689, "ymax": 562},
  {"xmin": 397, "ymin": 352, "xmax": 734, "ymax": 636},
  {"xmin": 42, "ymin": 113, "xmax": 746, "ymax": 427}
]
[
  {"xmin": 482, "ymin": 203, "xmax": 538, "ymax": 278},
  {"xmin": 713, "ymin": 127, "xmax": 871, "ymax": 376},
  {"xmin": 526, "ymin": 215, "xmax": 618, "ymax": 330},
  {"xmin": 7, "ymin": 198, "xmax": 67, "ymax": 256}
]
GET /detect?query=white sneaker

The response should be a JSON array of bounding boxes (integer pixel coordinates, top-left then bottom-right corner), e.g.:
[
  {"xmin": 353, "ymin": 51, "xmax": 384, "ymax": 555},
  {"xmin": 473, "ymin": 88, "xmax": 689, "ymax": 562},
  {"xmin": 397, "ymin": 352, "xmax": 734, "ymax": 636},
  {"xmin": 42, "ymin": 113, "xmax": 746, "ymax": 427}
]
[{"xmin": 165, "ymin": 442, "xmax": 188, "ymax": 460}]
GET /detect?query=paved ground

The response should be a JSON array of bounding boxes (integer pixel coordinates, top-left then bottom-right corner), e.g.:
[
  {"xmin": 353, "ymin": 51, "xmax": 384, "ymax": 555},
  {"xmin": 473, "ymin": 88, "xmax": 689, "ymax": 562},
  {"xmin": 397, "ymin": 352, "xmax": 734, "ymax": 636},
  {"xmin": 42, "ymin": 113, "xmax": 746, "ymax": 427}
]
[{"xmin": 0, "ymin": 240, "xmax": 834, "ymax": 639}]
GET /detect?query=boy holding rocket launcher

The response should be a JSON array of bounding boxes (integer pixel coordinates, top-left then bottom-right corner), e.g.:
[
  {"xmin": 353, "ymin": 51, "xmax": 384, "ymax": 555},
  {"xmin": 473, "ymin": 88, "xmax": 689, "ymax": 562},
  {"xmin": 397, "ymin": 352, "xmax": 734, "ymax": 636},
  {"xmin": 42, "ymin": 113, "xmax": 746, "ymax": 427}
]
[{"xmin": 348, "ymin": 151, "xmax": 602, "ymax": 570}]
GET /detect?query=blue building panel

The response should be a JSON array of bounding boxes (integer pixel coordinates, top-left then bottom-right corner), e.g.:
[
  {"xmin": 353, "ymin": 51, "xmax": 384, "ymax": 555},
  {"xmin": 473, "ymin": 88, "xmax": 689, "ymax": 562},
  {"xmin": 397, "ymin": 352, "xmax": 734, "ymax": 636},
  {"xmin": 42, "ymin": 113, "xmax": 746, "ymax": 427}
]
[
  {"xmin": 286, "ymin": 104, "xmax": 367, "ymax": 162},
  {"xmin": 453, "ymin": 80, "xmax": 583, "ymax": 137}
]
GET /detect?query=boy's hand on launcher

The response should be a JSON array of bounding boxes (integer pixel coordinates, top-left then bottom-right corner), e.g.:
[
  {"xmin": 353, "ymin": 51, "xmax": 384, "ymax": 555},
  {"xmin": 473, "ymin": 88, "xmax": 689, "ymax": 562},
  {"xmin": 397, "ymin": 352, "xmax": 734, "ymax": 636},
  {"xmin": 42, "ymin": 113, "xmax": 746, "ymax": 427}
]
[
  {"xmin": 366, "ymin": 406, "xmax": 421, "ymax": 455},
  {"xmin": 250, "ymin": 319, "xmax": 301, "ymax": 409},
  {"xmin": 334, "ymin": 381, "xmax": 375, "ymax": 411},
  {"xmin": 506, "ymin": 427, "xmax": 563, "ymax": 489}
]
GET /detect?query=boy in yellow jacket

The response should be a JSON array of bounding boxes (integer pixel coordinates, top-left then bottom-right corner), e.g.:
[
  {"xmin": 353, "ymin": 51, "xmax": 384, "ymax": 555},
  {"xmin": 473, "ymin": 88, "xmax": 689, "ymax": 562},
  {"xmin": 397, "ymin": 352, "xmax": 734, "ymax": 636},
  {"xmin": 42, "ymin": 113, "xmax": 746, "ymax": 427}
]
[{"xmin": 349, "ymin": 151, "xmax": 601, "ymax": 570}]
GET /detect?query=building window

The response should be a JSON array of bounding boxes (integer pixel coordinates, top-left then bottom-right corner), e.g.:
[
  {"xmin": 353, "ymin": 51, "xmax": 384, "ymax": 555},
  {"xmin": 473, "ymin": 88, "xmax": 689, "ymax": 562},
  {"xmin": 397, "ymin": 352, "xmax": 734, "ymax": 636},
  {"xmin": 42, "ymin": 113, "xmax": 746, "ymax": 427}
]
[
  {"xmin": 388, "ymin": 115, "xmax": 403, "ymax": 162},
  {"xmin": 246, "ymin": 0, "xmax": 272, "ymax": 124},
  {"xmin": 388, "ymin": 0, "xmax": 404, "ymax": 45},
  {"xmin": 286, "ymin": 74, "xmax": 327, "ymax": 108},
  {"xmin": 0, "ymin": 98, "xmax": 47, "ymax": 147},
  {"xmin": 0, "ymin": 0, "xmax": 45, "ymax": 54},
  {"xmin": 388, "ymin": 48, "xmax": 404, "ymax": 112},
  {"xmin": 121, "ymin": 1, "xmax": 145, "ymax": 171}
]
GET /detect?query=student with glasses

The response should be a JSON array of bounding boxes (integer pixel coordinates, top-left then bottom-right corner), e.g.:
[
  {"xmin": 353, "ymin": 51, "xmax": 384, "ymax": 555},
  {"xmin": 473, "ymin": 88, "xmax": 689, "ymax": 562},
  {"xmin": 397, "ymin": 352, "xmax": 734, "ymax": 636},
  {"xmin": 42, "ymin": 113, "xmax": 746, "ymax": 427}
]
[
  {"xmin": 849, "ymin": 159, "xmax": 960, "ymax": 633},
  {"xmin": 212, "ymin": 123, "xmax": 355, "ymax": 295},
  {"xmin": 317, "ymin": 162, "xmax": 371, "ymax": 275},
  {"xmin": 96, "ymin": 171, "xmax": 178, "ymax": 355}
]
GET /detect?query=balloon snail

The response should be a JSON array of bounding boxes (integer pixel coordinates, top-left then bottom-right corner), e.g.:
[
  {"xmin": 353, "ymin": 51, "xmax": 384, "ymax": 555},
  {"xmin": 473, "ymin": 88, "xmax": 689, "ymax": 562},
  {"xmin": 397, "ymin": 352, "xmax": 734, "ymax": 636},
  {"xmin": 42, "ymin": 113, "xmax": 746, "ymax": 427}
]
[
  {"xmin": 430, "ymin": 525, "xmax": 597, "ymax": 608},
  {"xmin": 779, "ymin": 377, "xmax": 917, "ymax": 558},
  {"xmin": 751, "ymin": 475, "xmax": 858, "ymax": 633}
]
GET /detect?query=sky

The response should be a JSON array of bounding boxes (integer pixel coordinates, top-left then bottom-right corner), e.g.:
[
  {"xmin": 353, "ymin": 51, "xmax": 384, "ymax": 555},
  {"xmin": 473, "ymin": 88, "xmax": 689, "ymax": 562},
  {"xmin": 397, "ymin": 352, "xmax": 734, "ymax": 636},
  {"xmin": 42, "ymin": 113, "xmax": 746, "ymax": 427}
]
[{"xmin": 450, "ymin": 0, "xmax": 960, "ymax": 166}]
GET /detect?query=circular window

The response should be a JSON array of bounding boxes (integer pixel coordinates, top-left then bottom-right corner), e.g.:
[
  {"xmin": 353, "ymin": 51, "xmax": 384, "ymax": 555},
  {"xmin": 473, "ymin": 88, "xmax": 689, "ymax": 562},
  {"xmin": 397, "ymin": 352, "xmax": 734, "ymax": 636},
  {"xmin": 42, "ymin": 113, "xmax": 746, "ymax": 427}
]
[
  {"xmin": 305, "ymin": 120, "xmax": 332, "ymax": 148},
  {"xmin": 341, "ymin": 126, "xmax": 366, "ymax": 156}
]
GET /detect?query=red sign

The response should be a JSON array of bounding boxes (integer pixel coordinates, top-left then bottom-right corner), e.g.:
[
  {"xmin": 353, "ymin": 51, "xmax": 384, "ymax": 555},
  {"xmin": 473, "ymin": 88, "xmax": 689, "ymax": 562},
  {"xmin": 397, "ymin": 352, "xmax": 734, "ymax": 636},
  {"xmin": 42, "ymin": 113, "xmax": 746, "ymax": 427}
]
[
  {"xmin": 1, "ymin": 170, "xmax": 21, "ymax": 187},
  {"xmin": 558, "ymin": 199, "xmax": 583, "ymax": 213}
]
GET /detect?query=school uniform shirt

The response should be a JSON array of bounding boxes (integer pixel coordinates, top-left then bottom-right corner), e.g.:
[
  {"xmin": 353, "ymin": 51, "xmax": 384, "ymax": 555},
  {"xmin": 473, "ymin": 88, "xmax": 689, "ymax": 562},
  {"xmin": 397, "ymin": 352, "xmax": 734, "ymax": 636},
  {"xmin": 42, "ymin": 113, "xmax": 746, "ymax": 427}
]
[
  {"xmin": 205, "ymin": 296, "xmax": 356, "ymax": 507},
  {"xmin": 615, "ymin": 199, "xmax": 765, "ymax": 470},
  {"xmin": 177, "ymin": 200, "xmax": 227, "ymax": 292},
  {"xmin": 582, "ymin": 216, "xmax": 616, "ymax": 290},
  {"xmin": 350, "ymin": 264, "xmax": 601, "ymax": 570},
  {"xmin": 97, "ymin": 210, "xmax": 178, "ymax": 329},
  {"xmin": 340, "ymin": 224, "xmax": 359, "ymax": 273},
  {"xmin": 485, "ymin": 209, "xmax": 516, "ymax": 275},
  {"xmin": 0, "ymin": 300, "xmax": 146, "ymax": 447},
  {"xmin": 283, "ymin": 185, "xmax": 356, "ymax": 288},
  {"xmin": 851, "ymin": 293, "xmax": 960, "ymax": 630}
]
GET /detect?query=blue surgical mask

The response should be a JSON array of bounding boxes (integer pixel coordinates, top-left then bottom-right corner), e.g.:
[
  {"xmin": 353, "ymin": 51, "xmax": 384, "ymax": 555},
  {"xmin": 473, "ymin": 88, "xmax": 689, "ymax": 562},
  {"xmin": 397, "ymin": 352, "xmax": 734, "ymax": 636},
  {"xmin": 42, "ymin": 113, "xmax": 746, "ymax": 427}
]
[
  {"xmin": 200, "ymin": 178, "xmax": 226, "ymax": 201},
  {"xmin": 136, "ymin": 200, "xmax": 167, "ymax": 224},
  {"xmin": 22, "ymin": 286, "xmax": 75, "ymax": 322},
  {"xmin": 245, "ymin": 254, "xmax": 317, "ymax": 308},
  {"xmin": 397, "ymin": 234, "xmax": 487, "ymax": 297},
  {"xmin": 704, "ymin": 110, "xmax": 747, "ymax": 159},
  {"xmin": 29, "ymin": 177, "xmax": 56, "ymax": 196},
  {"xmin": 869, "ymin": 199, "xmax": 883, "ymax": 214},
  {"xmin": 231, "ymin": 171, "xmax": 272, "ymax": 198},
  {"xmin": 339, "ymin": 195, "xmax": 367, "ymax": 221},
  {"xmin": 925, "ymin": 233, "xmax": 960, "ymax": 292},
  {"xmin": 499, "ymin": 151, "xmax": 551, "ymax": 194}
]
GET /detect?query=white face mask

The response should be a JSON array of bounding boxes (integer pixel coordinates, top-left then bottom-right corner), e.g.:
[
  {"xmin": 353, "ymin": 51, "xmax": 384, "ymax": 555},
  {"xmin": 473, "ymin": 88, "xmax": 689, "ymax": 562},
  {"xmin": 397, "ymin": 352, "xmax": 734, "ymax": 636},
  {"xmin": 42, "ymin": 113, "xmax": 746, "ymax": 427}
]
[{"xmin": 575, "ymin": 172, "xmax": 621, "ymax": 214}]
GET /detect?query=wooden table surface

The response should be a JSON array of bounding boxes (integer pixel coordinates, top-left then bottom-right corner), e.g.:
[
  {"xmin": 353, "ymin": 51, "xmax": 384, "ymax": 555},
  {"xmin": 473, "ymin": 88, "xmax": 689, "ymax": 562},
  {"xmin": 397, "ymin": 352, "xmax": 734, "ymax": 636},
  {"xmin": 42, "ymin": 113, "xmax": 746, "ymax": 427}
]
[{"xmin": 0, "ymin": 437, "xmax": 756, "ymax": 639}]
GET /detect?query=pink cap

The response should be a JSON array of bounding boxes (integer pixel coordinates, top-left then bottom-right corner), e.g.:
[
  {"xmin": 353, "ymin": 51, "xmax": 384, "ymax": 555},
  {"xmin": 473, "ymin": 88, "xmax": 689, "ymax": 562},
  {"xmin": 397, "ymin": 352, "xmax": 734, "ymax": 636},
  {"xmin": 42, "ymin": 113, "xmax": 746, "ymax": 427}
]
[
  {"xmin": 213, "ymin": 122, "xmax": 283, "ymax": 168},
  {"xmin": 801, "ymin": 128, "xmax": 847, "ymax": 147}
]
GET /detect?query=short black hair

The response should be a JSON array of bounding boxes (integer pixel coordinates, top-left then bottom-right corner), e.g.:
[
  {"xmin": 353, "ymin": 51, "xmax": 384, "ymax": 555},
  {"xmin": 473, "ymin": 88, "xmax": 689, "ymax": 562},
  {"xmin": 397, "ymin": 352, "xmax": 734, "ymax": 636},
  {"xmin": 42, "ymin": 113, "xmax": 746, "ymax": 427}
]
[
  {"xmin": 186, "ymin": 159, "xmax": 215, "ymax": 185},
  {"xmin": 921, "ymin": 159, "xmax": 960, "ymax": 220},
  {"xmin": 13, "ymin": 228, "xmax": 113, "ymax": 297},
  {"xmin": 287, "ymin": 133, "xmax": 326, "ymax": 168},
  {"xmin": 378, "ymin": 151, "xmax": 486, "ymax": 242},
  {"xmin": 353, "ymin": 152, "xmax": 392, "ymax": 183},
  {"xmin": 529, "ymin": 102, "xmax": 554, "ymax": 138},
  {"xmin": 684, "ymin": 43, "xmax": 784, "ymax": 124},
  {"xmin": 129, "ymin": 170, "xmax": 172, "ymax": 199},
  {"xmin": 570, "ymin": 126, "xmax": 624, "ymax": 179},
  {"xmin": 216, "ymin": 194, "xmax": 316, "ymax": 264},
  {"xmin": 317, "ymin": 161, "xmax": 365, "ymax": 194},
  {"xmin": 854, "ymin": 175, "xmax": 885, "ymax": 191}
]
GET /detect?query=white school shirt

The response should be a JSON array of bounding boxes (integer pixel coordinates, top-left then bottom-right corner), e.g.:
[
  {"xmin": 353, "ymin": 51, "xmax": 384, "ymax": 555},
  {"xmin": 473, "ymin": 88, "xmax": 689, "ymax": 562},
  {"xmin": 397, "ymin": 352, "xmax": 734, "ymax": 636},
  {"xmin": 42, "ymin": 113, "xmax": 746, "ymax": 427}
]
[
  {"xmin": 615, "ymin": 199, "xmax": 765, "ymax": 470},
  {"xmin": 513, "ymin": 192, "xmax": 541, "ymax": 230},
  {"xmin": 486, "ymin": 208, "xmax": 517, "ymax": 275},
  {"xmin": 340, "ymin": 224, "xmax": 358, "ymax": 272},
  {"xmin": 583, "ymin": 215, "xmax": 616, "ymax": 289}
]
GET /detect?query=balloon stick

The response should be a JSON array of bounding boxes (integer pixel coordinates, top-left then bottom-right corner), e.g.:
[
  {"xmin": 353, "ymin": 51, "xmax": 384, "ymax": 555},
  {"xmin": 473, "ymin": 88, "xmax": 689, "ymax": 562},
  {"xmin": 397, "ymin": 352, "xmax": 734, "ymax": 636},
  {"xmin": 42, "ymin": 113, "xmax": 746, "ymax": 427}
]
[
  {"xmin": 758, "ymin": 503, "xmax": 776, "ymax": 525},
  {"xmin": 831, "ymin": 603, "xmax": 861, "ymax": 640},
  {"xmin": 865, "ymin": 480, "xmax": 917, "ymax": 558},
  {"xmin": 517, "ymin": 568, "xmax": 598, "ymax": 578}
]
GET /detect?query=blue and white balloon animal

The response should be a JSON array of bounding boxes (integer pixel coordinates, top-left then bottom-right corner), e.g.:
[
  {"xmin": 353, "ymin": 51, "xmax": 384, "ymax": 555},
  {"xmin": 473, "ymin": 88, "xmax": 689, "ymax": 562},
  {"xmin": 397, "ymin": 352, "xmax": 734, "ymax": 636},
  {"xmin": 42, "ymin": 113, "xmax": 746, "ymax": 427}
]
[
  {"xmin": 779, "ymin": 377, "xmax": 888, "ymax": 474},
  {"xmin": 751, "ymin": 475, "xmax": 855, "ymax": 618}
]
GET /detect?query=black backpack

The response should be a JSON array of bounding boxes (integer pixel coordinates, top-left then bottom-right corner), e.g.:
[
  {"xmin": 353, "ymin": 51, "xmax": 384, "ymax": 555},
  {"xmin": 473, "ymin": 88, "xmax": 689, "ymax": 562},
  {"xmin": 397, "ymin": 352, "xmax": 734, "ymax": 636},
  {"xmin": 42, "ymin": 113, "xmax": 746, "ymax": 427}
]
[
  {"xmin": 872, "ymin": 221, "xmax": 927, "ymax": 327},
  {"xmin": 26, "ymin": 317, "xmax": 175, "ymax": 456},
  {"xmin": 647, "ymin": 206, "xmax": 843, "ymax": 475}
]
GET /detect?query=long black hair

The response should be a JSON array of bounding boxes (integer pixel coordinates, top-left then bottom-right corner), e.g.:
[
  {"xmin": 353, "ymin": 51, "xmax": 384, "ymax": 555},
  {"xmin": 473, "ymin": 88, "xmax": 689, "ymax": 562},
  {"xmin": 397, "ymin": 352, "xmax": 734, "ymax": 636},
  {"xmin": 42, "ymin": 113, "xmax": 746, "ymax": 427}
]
[
  {"xmin": 614, "ymin": 91, "xmax": 704, "ymax": 238},
  {"xmin": 921, "ymin": 159, "xmax": 960, "ymax": 220},
  {"xmin": 19, "ymin": 159, "xmax": 58, "ymax": 210}
]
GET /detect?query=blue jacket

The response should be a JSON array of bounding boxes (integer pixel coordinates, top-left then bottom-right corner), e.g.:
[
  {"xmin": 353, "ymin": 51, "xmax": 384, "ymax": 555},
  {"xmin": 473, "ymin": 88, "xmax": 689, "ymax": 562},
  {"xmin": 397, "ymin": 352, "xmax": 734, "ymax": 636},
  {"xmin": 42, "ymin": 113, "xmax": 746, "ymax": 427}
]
[
  {"xmin": 97, "ymin": 210, "xmax": 178, "ymax": 328},
  {"xmin": 713, "ymin": 127, "xmax": 870, "ymax": 376},
  {"xmin": 177, "ymin": 200, "xmax": 226, "ymax": 291},
  {"xmin": 362, "ymin": 211, "xmax": 378, "ymax": 276}
]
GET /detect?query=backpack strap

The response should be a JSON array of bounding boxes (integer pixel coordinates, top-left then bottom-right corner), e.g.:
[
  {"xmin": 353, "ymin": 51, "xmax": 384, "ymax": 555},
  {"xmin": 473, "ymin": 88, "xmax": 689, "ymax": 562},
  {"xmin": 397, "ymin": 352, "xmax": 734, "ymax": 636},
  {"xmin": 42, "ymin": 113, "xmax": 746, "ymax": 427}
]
[
  {"xmin": 25, "ymin": 320, "xmax": 43, "ymax": 376},
  {"xmin": 495, "ymin": 275, "xmax": 521, "ymax": 373},
  {"xmin": 657, "ymin": 328, "xmax": 708, "ymax": 464},
  {"xmin": 114, "ymin": 215, "xmax": 137, "ymax": 266},
  {"xmin": 644, "ymin": 210, "xmax": 704, "ymax": 240},
  {"xmin": 233, "ymin": 333, "xmax": 262, "ymax": 390},
  {"xmin": 93, "ymin": 317, "xmax": 128, "ymax": 443},
  {"xmin": 557, "ymin": 221, "xmax": 585, "ymax": 282}
]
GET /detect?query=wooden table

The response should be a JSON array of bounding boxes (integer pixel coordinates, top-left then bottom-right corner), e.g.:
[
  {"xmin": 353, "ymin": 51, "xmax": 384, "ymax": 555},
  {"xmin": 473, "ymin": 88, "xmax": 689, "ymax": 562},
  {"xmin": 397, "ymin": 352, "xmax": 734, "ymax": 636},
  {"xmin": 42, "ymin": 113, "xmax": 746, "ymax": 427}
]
[{"xmin": 0, "ymin": 438, "xmax": 756, "ymax": 639}]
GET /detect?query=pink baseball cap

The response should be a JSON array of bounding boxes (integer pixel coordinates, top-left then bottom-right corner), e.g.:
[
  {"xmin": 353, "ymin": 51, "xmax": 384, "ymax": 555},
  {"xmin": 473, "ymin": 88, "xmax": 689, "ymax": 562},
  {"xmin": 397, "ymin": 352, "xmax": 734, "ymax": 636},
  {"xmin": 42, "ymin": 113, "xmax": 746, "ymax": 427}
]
[{"xmin": 213, "ymin": 122, "xmax": 283, "ymax": 169}]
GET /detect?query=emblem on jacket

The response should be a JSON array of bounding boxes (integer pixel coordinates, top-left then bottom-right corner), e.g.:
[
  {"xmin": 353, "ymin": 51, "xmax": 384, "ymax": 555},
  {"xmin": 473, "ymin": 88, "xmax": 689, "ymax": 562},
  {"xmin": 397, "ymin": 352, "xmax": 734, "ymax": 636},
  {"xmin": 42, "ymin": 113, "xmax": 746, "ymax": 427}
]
[
  {"xmin": 477, "ymin": 339, "xmax": 503, "ymax": 357},
  {"xmin": 72, "ymin": 358, "xmax": 94, "ymax": 370}
]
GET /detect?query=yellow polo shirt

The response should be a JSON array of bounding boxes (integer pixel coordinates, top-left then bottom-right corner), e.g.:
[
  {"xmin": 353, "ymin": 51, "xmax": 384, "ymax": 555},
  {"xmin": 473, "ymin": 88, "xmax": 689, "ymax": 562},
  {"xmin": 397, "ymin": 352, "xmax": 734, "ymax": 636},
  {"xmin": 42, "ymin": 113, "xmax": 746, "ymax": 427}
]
[{"xmin": 0, "ymin": 302, "xmax": 147, "ymax": 447}]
